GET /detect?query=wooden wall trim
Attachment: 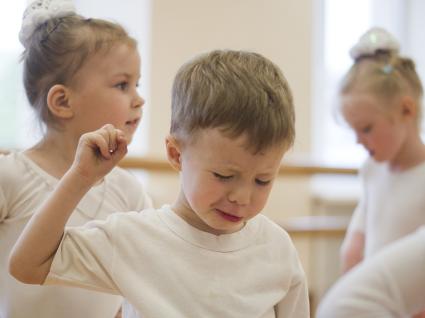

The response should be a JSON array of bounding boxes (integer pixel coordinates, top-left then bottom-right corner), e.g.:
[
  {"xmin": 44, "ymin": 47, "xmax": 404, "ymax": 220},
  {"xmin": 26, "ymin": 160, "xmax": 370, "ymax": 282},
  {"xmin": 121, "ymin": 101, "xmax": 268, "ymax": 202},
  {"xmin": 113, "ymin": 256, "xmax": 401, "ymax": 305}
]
[{"xmin": 119, "ymin": 156, "xmax": 358, "ymax": 176}]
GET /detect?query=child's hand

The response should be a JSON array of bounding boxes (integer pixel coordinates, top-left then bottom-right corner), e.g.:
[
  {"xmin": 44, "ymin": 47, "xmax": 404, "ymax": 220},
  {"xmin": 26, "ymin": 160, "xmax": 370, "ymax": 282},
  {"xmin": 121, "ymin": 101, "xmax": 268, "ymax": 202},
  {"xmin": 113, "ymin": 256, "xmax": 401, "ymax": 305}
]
[{"xmin": 71, "ymin": 124, "xmax": 128, "ymax": 185}]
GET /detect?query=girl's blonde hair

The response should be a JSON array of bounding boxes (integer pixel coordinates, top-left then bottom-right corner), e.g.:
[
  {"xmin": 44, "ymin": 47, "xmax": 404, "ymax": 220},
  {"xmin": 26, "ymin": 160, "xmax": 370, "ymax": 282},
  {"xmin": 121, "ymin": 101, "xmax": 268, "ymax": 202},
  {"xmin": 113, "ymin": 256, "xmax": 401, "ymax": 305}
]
[
  {"xmin": 22, "ymin": 14, "xmax": 137, "ymax": 129},
  {"xmin": 340, "ymin": 51, "xmax": 423, "ymax": 126}
]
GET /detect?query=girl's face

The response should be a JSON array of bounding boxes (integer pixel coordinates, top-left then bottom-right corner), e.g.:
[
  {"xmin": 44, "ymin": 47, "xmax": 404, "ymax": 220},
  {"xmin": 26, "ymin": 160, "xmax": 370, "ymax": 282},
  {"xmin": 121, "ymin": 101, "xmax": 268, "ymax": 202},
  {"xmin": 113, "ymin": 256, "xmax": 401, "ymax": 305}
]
[
  {"xmin": 68, "ymin": 43, "xmax": 144, "ymax": 143},
  {"xmin": 167, "ymin": 128, "xmax": 286, "ymax": 235},
  {"xmin": 341, "ymin": 93, "xmax": 408, "ymax": 163}
]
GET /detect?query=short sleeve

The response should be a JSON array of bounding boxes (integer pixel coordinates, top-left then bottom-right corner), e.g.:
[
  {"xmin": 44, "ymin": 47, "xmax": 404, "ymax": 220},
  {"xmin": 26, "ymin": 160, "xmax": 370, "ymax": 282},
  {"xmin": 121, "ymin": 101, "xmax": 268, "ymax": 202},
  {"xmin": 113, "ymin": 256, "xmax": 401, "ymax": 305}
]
[
  {"xmin": 345, "ymin": 161, "xmax": 369, "ymax": 235},
  {"xmin": 275, "ymin": 235, "xmax": 310, "ymax": 318},
  {"xmin": 274, "ymin": 266, "xmax": 310, "ymax": 317},
  {"xmin": 0, "ymin": 187, "xmax": 6, "ymax": 222},
  {"xmin": 346, "ymin": 199, "xmax": 366, "ymax": 234},
  {"xmin": 45, "ymin": 214, "xmax": 121, "ymax": 295}
]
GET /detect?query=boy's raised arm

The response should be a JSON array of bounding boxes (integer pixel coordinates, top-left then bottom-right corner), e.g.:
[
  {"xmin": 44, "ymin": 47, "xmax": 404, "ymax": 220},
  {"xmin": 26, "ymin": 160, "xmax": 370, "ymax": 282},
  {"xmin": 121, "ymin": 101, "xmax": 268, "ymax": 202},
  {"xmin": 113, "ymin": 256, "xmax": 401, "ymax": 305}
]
[{"xmin": 8, "ymin": 125, "xmax": 127, "ymax": 284}]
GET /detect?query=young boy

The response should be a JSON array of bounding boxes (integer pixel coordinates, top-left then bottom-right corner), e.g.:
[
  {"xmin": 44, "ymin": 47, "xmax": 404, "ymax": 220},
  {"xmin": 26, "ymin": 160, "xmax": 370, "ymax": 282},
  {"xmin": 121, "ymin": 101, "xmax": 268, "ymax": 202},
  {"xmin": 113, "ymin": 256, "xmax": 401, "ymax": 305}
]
[{"xmin": 9, "ymin": 50, "xmax": 309, "ymax": 317}]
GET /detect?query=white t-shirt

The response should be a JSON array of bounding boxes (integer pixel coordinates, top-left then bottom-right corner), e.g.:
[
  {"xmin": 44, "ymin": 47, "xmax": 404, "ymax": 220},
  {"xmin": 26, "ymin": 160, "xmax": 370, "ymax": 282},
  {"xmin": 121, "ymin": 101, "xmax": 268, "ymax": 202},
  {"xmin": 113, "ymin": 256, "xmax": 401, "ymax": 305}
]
[
  {"xmin": 0, "ymin": 151, "xmax": 152, "ymax": 318},
  {"xmin": 46, "ymin": 205, "xmax": 310, "ymax": 318},
  {"xmin": 317, "ymin": 226, "xmax": 425, "ymax": 317},
  {"xmin": 345, "ymin": 158, "xmax": 425, "ymax": 257}
]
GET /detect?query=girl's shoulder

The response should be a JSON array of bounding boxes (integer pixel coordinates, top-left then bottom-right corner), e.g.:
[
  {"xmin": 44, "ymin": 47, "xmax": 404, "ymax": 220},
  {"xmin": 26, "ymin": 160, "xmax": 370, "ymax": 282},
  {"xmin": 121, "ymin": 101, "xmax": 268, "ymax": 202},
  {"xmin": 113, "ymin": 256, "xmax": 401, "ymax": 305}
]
[
  {"xmin": 105, "ymin": 166, "xmax": 141, "ymax": 185},
  {"xmin": 0, "ymin": 151, "xmax": 29, "ymax": 182},
  {"xmin": 103, "ymin": 166, "xmax": 152, "ymax": 210}
]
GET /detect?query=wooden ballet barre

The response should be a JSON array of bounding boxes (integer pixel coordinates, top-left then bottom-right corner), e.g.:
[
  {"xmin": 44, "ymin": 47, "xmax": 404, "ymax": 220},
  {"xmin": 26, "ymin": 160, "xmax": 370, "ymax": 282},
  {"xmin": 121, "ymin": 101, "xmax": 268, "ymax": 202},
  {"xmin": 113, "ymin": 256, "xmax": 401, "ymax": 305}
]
[
  {"xmin": 119, "ymin": 156, "xmax": 358, "ymax": 176},
  {"xmin": 277, "ymin": 215, "xmax": 350, "ymax": 237}
]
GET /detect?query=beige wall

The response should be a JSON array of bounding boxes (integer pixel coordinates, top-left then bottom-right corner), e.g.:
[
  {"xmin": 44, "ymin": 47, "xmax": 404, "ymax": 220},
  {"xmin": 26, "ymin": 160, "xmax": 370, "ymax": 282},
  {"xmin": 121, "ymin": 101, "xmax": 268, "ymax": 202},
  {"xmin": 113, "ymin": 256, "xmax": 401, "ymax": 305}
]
[
  {"xmin": 139, "ymin": 0, "xmax": 320, "ymax": 225},
  {"xmin": 146, "ymin": 0, "xmax": 313, "ymax": 157}
]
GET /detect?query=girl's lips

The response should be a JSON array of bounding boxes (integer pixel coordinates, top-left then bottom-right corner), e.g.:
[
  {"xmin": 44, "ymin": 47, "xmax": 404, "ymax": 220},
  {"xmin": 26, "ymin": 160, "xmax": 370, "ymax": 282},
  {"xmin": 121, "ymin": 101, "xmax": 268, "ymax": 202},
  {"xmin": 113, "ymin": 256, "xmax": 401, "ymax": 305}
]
[
  {"xmin": 216, "ymin": 209, "xmax": 242, "ymax": 223},
  {"xmin": 125, "ymin": 118, "xmax": 140, "ymax": 132},
  {"xmin": 126, "ymin": 118, "xmax": 140, "ymax": 126}
]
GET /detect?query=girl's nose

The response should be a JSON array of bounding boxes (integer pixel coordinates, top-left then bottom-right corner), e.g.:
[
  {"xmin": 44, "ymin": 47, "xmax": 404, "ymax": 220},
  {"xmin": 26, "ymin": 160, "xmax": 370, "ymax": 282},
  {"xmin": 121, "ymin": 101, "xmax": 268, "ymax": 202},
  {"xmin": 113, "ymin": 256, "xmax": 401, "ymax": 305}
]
[
  {"xmin": 133, "ymin": 93, "xmax": 145, "ymax": 108},
  {"xmin": 356, "ymin": 133, "xmax": 364, "ymax": 145}
]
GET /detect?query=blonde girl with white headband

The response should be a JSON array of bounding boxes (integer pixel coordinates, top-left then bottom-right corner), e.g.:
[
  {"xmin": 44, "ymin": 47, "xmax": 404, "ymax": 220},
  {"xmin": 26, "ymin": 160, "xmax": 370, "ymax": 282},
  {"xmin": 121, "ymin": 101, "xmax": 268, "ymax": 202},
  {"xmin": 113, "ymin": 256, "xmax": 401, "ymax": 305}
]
[
  {"xmin": 0, "ymin": 1, "xmax": 151, "ymax": 317},
  {"xmin": 335, "ymin": 27, "xmax": 425, "ymax": 316}
]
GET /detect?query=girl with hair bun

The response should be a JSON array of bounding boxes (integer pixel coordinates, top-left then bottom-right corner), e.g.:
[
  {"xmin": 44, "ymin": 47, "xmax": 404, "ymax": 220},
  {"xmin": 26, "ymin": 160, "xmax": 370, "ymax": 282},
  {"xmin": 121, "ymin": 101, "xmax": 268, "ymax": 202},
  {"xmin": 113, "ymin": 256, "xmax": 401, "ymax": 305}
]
[
  {"xmin": 326, "ymin": 27, "xmax": 425, "ymax": 317},
  {"xmin": 0, "ymin": 1, "xmax": 151, "ymax": 317}
]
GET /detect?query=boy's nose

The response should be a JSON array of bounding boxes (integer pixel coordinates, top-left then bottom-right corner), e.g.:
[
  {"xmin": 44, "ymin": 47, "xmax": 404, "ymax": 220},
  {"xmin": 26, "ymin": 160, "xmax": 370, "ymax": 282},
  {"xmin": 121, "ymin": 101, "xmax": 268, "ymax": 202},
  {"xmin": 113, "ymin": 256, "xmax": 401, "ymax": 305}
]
[{"xmin": 228, "ymin": 185, "xmax": 251, "ymax": 206}]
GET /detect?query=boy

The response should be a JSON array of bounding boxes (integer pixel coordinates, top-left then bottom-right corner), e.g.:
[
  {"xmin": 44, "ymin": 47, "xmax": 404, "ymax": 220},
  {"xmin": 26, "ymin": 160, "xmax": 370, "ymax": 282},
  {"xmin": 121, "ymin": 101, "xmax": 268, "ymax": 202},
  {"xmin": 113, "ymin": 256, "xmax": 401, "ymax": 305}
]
[{"xmin": 9, "ymin": 50, "xmax": 309, "ymax": 317}]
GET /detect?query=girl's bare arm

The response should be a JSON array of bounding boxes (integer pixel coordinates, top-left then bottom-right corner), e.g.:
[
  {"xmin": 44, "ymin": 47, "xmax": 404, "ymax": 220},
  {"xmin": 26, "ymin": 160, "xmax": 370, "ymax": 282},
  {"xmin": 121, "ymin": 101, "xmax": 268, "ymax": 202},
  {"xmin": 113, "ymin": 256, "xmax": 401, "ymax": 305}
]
[
  {"xmin": 340, "ymin": 230, "xmax": 365, "ymax": 273},
  {"xmin": 8, "ymin": 124, "xmax": 127, "ymax": 284}
]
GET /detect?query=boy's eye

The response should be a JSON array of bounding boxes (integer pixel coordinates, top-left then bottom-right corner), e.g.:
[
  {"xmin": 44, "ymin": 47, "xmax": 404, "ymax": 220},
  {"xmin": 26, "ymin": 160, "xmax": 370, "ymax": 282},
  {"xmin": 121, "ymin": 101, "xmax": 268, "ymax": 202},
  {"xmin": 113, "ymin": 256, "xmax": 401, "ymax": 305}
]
[
  {"xmin": 255, "ymin": 179, "xmax": 270, "ymax": 186},
  {"xmin": 116, "ymin": 81, "xmax": 128, "ymax": 90},
  {"xmin": 213, "ymin": 172, "xmax": 233, "ymax": 181}
]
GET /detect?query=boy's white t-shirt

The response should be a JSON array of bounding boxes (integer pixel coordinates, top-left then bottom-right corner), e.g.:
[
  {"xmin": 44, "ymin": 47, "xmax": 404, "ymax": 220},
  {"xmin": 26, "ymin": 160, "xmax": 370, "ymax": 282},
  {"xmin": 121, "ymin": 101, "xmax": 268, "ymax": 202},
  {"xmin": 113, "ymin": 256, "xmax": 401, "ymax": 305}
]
[
  {"xmin": 345, "ymin": 158, "xmax": 425, "ymax": 257},
  {"xmin": 0, "ymin": 152, "xmax": 152, "ymax": 318},
  {"xmin": 45, "ymin": 205, "xmax": 310, "ymax": 318}
]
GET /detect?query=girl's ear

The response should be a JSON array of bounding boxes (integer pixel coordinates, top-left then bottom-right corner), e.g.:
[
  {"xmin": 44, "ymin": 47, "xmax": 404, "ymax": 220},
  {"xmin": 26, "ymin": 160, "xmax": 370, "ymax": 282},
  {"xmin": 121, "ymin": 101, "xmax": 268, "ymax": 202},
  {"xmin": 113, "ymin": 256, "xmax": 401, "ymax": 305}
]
[
  {"xmin": 165, "ymin": 135, "xmax": 182, "ymax": 171},
  {"xmin": 400, "ymin": 95, "xmax": 417, "ymax": 119},
  {"xmin": 46, "ymin": 84, "xmax": 74, "ymax": 119}
]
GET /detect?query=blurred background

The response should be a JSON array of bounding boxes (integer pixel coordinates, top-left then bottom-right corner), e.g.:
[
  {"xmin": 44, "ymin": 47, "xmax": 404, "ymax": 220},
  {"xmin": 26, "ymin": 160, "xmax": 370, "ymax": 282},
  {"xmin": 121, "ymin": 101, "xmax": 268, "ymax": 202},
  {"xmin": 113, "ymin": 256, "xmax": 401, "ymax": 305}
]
[{"xmin": 2, "ymin": 0, "xmax": 425, "ymax": 315}]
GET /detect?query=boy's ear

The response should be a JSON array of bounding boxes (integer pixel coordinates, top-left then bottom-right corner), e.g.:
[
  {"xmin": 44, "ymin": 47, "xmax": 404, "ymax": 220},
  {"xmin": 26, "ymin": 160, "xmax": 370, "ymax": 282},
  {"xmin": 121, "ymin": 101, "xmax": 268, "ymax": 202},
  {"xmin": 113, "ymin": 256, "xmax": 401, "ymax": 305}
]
[
  {"xmin": 46, "ymin": 84, "xmax": 74, "ymax": 119},
  {"xmin": 165, "ymin": 135, "xmax": 182, "ymax": 171}
]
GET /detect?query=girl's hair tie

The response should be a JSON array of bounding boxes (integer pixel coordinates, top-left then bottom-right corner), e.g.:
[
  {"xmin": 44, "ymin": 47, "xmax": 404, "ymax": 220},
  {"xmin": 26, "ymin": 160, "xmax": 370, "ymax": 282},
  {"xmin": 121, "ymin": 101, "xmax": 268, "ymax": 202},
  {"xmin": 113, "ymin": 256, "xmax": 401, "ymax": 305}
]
[
  {"xmin": 19, "ymin": 0, "xmax": 76, "ymax": 48},
  {"xmin": 381, "ymin": 64, "xmax": 394, "ymax": 74},
  {"xmin": 349, "ymin": 27, "xmax": 400, "ymax": 61}
]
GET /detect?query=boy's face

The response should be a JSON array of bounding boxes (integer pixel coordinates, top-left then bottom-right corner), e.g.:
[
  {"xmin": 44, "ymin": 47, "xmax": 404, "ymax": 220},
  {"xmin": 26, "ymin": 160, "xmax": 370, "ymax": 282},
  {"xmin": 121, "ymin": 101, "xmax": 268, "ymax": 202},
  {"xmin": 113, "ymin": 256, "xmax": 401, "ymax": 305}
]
[{"xmin": 168, "ymin": 128, "xmax": 286, "ymax": 235}]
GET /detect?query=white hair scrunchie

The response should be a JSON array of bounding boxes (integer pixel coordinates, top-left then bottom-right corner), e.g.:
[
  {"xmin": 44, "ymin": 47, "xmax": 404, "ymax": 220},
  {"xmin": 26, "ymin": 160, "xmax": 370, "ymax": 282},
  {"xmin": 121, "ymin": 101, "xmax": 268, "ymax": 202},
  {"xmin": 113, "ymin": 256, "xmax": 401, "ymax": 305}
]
[
  {"xmin": 349, "ymin": 27, "xmax": 400, "ymax": 60},
  {"xmin": 19, "ymin": 0, "xmax": 76, "ymax": 48}
]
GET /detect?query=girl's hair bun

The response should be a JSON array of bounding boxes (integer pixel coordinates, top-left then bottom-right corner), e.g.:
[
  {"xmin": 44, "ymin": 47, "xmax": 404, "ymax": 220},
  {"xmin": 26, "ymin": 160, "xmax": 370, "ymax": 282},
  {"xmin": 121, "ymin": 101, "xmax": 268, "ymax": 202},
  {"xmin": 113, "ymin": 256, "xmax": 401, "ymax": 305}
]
[
  {"xmin": 349, "ymin": 27, "xmax": 400, "ymax": 61},
  {"xmin": 19, "ymin": 0, "xmax": 76, "ymax": 48}
]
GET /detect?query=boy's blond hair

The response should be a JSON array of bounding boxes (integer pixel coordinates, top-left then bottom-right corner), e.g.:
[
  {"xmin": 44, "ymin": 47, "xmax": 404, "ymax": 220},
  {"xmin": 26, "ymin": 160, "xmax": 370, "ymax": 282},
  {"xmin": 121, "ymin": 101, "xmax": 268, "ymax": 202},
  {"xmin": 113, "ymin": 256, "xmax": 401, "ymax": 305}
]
[{"xmin": 171, "ymin": 50, "xmax": 295, "ymax": 153}]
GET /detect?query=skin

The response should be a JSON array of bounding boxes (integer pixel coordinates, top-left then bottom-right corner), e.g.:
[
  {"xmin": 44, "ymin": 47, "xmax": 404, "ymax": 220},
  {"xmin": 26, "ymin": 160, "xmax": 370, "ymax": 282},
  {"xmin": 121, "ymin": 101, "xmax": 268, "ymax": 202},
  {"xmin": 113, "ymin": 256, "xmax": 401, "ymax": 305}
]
[
  {"xmin": 9, "ymin": 125, "xmax": 128, "ymax": 284},
  {"xmin": 166, "ymin": 128, "xmax": 287, "ymax": 235},
  {"xmin": 341, "ymin": 92, "xmax": 425, "ymax": 171},
  {"xmin": 25, "ymin": 42, "xmax": 144, "ymax": 179}
]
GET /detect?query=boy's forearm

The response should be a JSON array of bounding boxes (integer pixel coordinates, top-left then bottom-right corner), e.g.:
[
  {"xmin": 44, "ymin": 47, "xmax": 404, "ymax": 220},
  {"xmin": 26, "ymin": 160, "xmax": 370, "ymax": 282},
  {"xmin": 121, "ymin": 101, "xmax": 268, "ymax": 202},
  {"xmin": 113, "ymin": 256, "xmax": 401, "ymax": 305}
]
[{"xmin": 9, "ymin": 170, "xmax": 94, "ymax": 284}]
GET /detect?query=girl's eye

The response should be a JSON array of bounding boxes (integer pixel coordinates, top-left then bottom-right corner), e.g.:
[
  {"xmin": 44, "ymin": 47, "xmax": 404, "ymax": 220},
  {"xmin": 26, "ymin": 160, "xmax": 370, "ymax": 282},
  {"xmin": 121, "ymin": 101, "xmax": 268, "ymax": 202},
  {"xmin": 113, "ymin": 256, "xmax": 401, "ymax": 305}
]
[
  {"xmin": 213, "ymin": 172, "xmax": 233, "ymax": 181},
  {"xmin": 116, "ymin": 82, "xmax": 128, "ymax": 90},
  {"xmin": 255, "ymin": 179, "xmax": 270, "ymax": 186},
  {"xmin": 362, "ymin": 125, "xmax": 372, "ymax": 133}
]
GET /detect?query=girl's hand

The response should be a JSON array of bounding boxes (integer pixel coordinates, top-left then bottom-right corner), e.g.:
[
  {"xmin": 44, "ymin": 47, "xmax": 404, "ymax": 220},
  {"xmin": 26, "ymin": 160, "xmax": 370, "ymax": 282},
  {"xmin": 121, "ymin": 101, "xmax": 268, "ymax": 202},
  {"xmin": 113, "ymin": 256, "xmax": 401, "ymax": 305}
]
[{"xmin": 71, "ymin": 124, "xmax": 128, "ymax": 185}]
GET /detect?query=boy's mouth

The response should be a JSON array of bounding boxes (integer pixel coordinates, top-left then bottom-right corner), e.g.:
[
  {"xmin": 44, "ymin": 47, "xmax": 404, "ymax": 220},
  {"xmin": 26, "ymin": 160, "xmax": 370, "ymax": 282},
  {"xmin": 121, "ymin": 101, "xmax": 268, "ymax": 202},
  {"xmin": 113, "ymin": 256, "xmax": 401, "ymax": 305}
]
[{"xmin": 216, "ymin": 209, "xmax": 242, "ymax": 223}]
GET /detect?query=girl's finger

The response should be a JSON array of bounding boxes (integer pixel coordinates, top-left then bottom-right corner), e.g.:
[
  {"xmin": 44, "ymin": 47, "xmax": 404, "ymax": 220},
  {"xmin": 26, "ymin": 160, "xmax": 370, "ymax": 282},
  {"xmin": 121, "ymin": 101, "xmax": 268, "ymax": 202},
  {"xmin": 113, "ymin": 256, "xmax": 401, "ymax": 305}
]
[
  {"xmin": 88, "ymin": 133, "xmax": 110, "ymax": 159},
  {"xmin": 115, "ymin": 130, "xmax": 128, "ymax": 155},
  {"xmin": 103, "ymin": 124, "xmax": 118, "ymax": 153}
]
